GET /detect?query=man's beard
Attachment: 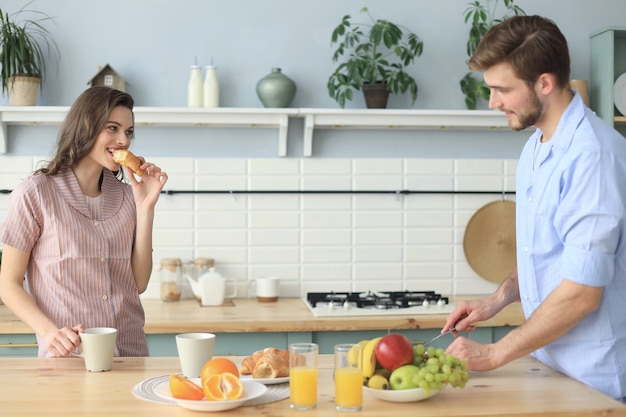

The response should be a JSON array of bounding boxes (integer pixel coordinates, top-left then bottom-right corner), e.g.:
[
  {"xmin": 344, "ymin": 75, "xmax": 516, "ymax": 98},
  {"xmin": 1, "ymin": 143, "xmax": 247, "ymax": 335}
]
[{"xmin": 509, "ymin": 89, "xmax": 543, "ymax": 131}]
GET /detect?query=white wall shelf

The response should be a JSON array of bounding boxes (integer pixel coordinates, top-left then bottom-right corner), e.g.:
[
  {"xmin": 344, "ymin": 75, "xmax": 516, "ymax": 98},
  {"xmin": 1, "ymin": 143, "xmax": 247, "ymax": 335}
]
[
  {"xmin": 0, "ymin": 107, "xmax": 297, "ymax": 156},
  {"xmin": 298, "ymin": 109, "xmax": 509, "ymax": 157},
  {"xmin": 0, "ymin": 107, "xmax": 508, "ymax": 156}
]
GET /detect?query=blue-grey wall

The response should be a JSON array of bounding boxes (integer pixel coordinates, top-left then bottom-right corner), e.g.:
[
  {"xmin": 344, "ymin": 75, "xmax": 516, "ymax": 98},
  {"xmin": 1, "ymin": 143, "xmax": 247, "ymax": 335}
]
[{"xmin": 3, "ymin": 0, "xmax": 625, "ymax": 158}]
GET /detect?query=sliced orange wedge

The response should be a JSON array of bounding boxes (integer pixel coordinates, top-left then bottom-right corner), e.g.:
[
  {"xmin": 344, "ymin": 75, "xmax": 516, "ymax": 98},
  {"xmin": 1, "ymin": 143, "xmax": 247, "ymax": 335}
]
[
  {"xmin": 202, "ymin": 372, "xmax": 244, "ymax": 401},
  {"xmin": 169, "ymin": 373, "xmax": 205, "ymax": 400}
]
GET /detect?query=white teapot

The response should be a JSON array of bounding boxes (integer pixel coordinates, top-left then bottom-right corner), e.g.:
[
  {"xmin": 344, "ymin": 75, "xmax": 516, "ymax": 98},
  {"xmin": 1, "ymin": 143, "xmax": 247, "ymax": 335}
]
[{"xmin": 186, "ymin": 267, "xmax": 236, "ymax": 306}]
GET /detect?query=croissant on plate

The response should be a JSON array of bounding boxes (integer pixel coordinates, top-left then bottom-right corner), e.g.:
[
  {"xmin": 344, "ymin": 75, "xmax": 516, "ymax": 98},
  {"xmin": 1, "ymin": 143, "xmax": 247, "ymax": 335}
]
[{"xmin": 240, "ymin": 347, "xmax": 290, "ymax": 378}]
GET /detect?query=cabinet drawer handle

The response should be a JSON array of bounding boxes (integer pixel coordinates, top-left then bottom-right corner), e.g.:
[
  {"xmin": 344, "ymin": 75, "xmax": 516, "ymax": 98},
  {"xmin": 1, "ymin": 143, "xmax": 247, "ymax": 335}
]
[{"xmin": 0, "ymin": 343, "xmax": 38, "ymax": 348}]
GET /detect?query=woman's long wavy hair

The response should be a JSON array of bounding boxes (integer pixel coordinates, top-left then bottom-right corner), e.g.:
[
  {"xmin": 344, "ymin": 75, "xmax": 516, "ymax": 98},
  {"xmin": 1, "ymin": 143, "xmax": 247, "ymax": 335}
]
[{"xmin": 37, "ymin": 86, "xmax": 135, "ymax": 179}]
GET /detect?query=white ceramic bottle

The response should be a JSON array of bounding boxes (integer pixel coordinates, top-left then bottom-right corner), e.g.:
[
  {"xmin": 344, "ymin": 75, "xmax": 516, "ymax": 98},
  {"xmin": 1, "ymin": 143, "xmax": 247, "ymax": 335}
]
[
  {"xmin": 187, "ymin": 65, "xmax": 203, "ymax": 107},
  {"xmin": 203, "ymin": 65, "xmax": 219, "ymax": 108}
]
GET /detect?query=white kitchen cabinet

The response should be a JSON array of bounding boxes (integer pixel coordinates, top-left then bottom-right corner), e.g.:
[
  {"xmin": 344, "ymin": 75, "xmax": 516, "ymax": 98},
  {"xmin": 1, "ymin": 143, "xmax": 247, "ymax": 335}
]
[{"xmin": 1, "ymin": 107, "xmax": 510, "ymax": 157}]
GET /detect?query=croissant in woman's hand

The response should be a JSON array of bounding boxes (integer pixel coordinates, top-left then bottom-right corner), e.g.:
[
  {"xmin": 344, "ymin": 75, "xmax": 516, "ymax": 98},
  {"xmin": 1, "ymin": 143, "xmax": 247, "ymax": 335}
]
[{"xmin": 112, "ymin": 149, "xmax": 145, "ymax": 176}]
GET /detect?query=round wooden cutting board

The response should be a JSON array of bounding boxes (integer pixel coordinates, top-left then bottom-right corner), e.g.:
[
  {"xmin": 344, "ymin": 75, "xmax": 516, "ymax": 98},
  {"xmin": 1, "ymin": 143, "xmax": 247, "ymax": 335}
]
[{"xmin": 463, "ymin": 199, "xmax": 516, "ymax": 283}]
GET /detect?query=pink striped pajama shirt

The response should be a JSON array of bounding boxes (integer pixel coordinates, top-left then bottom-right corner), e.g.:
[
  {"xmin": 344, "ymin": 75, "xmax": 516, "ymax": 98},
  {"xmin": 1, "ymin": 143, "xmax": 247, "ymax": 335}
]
[{"xmin": 0, "ymin": 167, "xmax": 149, "ymax": 357}]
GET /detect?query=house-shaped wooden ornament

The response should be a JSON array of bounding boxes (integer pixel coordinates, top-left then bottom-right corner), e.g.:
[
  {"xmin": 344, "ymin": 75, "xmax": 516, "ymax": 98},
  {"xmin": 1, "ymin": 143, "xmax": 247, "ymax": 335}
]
[{"xmin": 87, "ymin": 64, "xmax": 126, "ymax": 92}]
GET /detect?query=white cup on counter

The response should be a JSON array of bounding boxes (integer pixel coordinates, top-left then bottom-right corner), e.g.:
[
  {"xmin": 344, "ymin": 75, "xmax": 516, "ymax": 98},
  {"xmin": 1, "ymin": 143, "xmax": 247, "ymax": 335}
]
[
  {"xmin": 72, "ymin": 327, "xmax": 117, "ymax": 372},
  {"xmin": 249, "ymin": 277, "xmax": 280, "ymax": 302},
  {"xmin": 175, "ymin": 332, "xmax": 215, "ymax": 378}
]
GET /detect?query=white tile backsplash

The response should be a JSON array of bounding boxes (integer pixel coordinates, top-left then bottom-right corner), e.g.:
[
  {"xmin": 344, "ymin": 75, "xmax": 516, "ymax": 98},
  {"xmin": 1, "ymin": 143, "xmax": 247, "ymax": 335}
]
[
  {"xmin": 353, "ymin": 159, "xmax": 403, "ymax": 175},
  {"xmin": 0, "ymin": 157, "xmax": 519, "ymax": 299},
  {"xmin": 301, "ymin": 159, "xmax": 352, "ymax": 175},
  {"xmin": 405, "ymin": 159, "xmax": 454, "ymax": 175}
]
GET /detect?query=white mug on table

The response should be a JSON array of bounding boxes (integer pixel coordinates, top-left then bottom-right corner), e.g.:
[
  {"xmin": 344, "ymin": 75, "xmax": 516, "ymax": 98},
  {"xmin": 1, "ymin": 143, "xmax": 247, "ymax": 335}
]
[
  {"xmin": 72, "ymin": 327, "xmax": 117, "ymax": 372},
  {"xmin": 175, "ymin": 332, "xmax": 215, "ymax": 378},
  {"xmin": 249, "ymin": 277, "xmax": 280, "ymax": 302}
]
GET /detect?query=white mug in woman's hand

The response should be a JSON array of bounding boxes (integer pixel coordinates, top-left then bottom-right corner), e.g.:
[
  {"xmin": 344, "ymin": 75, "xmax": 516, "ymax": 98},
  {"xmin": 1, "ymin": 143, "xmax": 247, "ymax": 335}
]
[
  {"xmin": 248, "ymin": 277, "xmax": 280, "ymax": 302},
  {"xmin": 71, "ymin": 327, "xmax": 117, "ymax": 372}
]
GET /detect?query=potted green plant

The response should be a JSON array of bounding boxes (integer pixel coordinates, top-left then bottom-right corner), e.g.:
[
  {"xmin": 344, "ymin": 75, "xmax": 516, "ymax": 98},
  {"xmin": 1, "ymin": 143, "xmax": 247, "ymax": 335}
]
[
  {"xmin": 460, "ymin": 0, "xmax": 525, "ymax": 109},
  {"xmin": 0, "ymin": 2, "xmax": 59, "ymax": 105},
  {"xmin": 327, "ymin": 7, "xmax": 424, "ymax": 109}
]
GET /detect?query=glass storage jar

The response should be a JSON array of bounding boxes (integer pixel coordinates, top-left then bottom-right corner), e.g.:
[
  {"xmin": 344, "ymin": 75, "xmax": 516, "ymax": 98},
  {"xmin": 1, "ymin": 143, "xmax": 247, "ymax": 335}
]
[{"xmin": 160, "ymin": 258, "xmax": 182, "ymax": 301}]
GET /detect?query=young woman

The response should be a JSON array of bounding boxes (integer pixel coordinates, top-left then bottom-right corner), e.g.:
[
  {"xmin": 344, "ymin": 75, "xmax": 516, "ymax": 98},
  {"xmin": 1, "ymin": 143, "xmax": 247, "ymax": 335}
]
[{"xmin": 0, "ymin": 86, "xmax": 168, "ymax": 357}]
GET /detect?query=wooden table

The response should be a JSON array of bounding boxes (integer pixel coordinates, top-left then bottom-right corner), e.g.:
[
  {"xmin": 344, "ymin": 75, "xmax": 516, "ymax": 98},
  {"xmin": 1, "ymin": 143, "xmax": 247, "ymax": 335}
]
[{"xmin": 1, "ymin": 355, "xmax": 624, "ymax": 416}]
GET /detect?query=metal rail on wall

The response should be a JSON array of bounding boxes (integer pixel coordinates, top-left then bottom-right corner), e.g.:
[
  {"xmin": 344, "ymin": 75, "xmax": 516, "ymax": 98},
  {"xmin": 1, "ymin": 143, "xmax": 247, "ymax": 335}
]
[{"xmin": 1, "ymin": 189, "xmax": 516, "ymax": 195}]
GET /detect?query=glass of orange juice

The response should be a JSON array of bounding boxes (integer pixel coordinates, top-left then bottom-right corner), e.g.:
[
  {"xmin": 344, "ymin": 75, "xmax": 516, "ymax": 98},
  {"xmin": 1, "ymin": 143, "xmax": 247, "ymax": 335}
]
[
  {"xmin": 289, "ymin": 343, "xmax": 318, "ymax": 410},
  {"xmin": 334, "ymin": 343, "xmax": 364, "ymax": 411}
]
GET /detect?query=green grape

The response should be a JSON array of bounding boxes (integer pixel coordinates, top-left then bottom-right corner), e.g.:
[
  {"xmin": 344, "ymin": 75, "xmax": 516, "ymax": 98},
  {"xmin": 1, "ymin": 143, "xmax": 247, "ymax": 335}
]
[
  {"xmin": 426, "ymin": 357, "xmax": 439, "ymax": 367},
  {"xmin": 448, "ymin": 373, "xmax": 459, "ymax": 385},
  {"xmin": 407, "ymin": 346, "xmax": 469, "ymax": 392}
]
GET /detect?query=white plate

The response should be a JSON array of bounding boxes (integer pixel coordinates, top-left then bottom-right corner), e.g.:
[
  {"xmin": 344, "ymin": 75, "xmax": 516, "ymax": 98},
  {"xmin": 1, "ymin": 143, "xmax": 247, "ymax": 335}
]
[
  {"xmin": 363, "ymin": 386, "xmax": 440, "ymax": 403},
  {"xmin": 241, "ymin": 374, "xmax": 289, "ymax": 385},
  {"xmin": 155, "ymin": 378, "xmax": 267, "ymax": 412},
  {"xmin": 614, "ymin": 73, "xmax": 626, "ymax": 116}
]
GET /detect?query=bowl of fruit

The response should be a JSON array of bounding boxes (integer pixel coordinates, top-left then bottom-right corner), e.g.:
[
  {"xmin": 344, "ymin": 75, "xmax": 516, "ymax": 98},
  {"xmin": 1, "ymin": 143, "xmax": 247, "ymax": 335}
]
[{"xmin": 360, "ymin": 333, "xmax": 469, "ymax": 403}]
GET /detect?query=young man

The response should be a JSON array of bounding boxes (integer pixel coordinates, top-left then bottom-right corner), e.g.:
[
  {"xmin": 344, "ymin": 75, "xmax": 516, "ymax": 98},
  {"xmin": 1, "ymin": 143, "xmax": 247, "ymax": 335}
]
[{"xmin": 442, "ymin": 15, "xmax": 626, "ymax": 402}]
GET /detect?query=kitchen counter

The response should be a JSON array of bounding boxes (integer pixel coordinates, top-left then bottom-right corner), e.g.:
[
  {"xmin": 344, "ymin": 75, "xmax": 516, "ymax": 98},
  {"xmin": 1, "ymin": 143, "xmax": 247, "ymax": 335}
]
[
  {"xmin": 0, "ymin": 354, "xmax": 624, "ymax": 416},
  {"xmin": 0, "ymin": 297, "xmax": 526, "ymax": 335}
]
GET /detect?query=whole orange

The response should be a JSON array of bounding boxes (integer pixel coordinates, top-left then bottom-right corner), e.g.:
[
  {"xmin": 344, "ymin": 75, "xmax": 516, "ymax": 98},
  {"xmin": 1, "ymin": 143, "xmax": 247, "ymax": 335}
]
[{"xmin": 200, "ymin": 357, "xmax": 240, "ymax": 383}]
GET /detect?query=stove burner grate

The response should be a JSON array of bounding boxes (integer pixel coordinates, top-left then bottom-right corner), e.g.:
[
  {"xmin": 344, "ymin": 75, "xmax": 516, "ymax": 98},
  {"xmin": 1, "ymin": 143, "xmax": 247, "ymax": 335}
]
[{"xmin": 306, "ymin": 291, "xmax": 449, "ymax": 309}]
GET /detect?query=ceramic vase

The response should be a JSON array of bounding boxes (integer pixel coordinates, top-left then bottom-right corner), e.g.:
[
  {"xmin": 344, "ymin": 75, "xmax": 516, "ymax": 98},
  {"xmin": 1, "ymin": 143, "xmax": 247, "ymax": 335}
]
[{"xmin": 256, "ymin": 68, "xmax": 297, "ymax": 108}]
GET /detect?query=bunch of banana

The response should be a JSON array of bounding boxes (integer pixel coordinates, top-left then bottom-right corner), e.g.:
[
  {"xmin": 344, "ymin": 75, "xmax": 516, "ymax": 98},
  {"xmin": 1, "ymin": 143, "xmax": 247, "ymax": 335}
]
[
  {"xmin": 351, "ymin": 337, "xmax": 390, "ymax": 390},
  {"xmin": 361, "ymin": 337, "xmax": 382, "ymax": 379}
]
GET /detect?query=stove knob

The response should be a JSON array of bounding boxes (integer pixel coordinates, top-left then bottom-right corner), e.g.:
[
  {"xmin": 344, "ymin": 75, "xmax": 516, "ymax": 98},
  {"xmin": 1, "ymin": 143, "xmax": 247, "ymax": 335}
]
[
  {"xmin": 343, "ymin": 301, "xmax": 351, "ymax": 310},
  {"xmin": 437, "ymin": 299, "xmax": 445, "ymax": 308},
  {"xmin": 329, "ymin": 301, "xmax": 335, "ymax": 311},
  {"xmin": 422, "ymin": 300, "xmax": 430, "ymax": 308}
]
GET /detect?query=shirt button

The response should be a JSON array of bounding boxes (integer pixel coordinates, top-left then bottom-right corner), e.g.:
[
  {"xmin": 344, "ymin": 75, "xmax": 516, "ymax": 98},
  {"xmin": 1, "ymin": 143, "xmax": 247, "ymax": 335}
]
[
  {"xmin": 100, "ymin": 257, "xmax": 106, "ymax": 263},
  {"xmin": 102, "ymin": 295, "xmax": 108, "ymax": 300},
  {"xmin": 524, "ymin": 246, "xmax": 529, "ymax": 252},
  {"xmin": 93, "ymin": 221, "xmax": 99, "ymax": 226},
  {"xmin": 528, "ymin": 196, "xmax": 532, "ymax": 202}
]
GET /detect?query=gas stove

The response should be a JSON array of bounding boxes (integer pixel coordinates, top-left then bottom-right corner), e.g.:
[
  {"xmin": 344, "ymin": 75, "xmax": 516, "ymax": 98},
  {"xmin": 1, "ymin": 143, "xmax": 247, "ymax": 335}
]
[{"xmin": 304, "ymin": 291, "xmax": 455, "ymax": 317}]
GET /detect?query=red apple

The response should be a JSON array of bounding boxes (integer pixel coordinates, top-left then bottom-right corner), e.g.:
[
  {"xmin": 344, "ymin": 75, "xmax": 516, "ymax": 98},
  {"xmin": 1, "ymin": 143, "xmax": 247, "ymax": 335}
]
[{"xmin": 374, "ymin": 333, "xmax": 414, "ymax": 371}]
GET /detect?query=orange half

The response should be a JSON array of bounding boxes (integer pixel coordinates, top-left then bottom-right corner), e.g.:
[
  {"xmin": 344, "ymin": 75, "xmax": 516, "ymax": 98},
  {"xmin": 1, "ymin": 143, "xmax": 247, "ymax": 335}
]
[
  {"xmin": 202, "ymin": 372, "xmax": 244, "ymax": 401},
  {"xmin": 169, "ymin": 373, "xmax": 205, "ymax": 400}
]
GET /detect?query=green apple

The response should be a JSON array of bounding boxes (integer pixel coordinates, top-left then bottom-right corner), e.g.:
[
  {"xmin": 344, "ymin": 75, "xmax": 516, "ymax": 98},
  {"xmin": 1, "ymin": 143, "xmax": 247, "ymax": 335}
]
[{"xmin": 389, "ymin": 364, "xmax": 420, "ymax": 390}]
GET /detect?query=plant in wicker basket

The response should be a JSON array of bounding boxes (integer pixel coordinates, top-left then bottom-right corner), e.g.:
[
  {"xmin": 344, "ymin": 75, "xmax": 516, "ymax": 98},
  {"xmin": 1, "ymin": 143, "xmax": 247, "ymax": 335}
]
[{"xmin": 0, "ymin": 2, "xmax": 59, "ymax": 104}]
